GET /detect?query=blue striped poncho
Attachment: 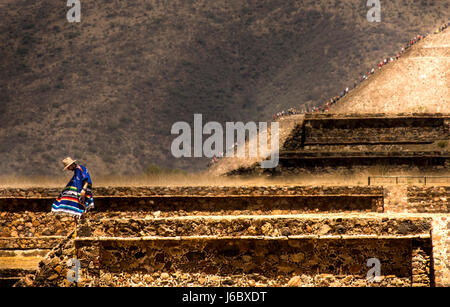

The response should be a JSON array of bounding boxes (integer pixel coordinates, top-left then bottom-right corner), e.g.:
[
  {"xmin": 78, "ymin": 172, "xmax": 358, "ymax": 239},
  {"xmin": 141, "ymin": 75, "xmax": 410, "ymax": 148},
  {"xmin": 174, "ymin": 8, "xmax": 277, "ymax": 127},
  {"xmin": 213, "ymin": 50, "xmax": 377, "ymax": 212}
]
[{"xmin": 51, "ymin": 164, "xmax": 94, "ymax": 217}]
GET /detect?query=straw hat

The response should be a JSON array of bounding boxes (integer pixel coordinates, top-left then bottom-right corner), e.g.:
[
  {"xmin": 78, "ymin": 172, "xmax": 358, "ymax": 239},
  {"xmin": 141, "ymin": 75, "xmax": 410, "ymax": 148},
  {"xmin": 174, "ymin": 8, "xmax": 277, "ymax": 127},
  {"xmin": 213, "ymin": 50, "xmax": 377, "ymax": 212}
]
[{"xmin": 62, "ymin": 157, "xmax": 77, "ymax": 170}]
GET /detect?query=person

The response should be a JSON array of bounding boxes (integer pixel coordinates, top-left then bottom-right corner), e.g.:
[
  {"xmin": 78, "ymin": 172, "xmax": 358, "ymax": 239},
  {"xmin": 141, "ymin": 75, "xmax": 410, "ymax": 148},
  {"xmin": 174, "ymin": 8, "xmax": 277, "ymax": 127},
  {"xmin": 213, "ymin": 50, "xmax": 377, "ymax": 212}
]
[
  {"xmin": 51, "ymin": 157, "xmax": 94, "ymax": 218},
  {"xmin": 208, "ymin": 155, "xmax": 219, "ymax": 167}
]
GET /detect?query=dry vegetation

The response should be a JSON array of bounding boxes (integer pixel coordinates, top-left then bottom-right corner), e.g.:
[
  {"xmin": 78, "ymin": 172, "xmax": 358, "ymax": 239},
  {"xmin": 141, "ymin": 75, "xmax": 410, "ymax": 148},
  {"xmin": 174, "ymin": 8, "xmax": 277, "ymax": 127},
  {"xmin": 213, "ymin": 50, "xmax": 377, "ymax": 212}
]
[{"xmin": 0, "ymin": 0, "xmax": 448, "ymax": 177}]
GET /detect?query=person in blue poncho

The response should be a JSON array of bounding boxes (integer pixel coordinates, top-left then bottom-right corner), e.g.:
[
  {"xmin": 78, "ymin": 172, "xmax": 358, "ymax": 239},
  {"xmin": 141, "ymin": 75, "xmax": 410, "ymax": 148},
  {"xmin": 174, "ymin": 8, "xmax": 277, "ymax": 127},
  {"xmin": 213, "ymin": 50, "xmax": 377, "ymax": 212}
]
[{"xmin": 51, "ymin": 157, "xmax": 94, "ymax": 218}]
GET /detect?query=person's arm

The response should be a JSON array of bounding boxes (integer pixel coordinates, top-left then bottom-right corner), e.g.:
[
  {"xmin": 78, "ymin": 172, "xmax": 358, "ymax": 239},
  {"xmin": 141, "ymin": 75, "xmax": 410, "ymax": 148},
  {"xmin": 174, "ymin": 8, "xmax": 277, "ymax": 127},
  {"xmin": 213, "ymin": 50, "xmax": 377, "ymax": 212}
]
[{"xmin": 80, "ymin": 181, "xmax": 88, "ymax": 197}]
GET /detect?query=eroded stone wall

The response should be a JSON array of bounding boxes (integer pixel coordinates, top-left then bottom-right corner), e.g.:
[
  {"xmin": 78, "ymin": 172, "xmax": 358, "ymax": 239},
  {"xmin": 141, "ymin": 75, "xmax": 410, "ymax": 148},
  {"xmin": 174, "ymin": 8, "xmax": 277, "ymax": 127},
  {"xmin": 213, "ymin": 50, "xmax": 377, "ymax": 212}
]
[
  {"xmin": 407, "ymin": 186, "xmax": 449, "ymax": 213},
  {"xmin": 66, "ymin": 237, "xmax": 431, "ymax": 287},
  {"xmin": 78, "ymin": 216, "xmax": 432, "ymax": 238},
  {"xmin": 0, "ymin": 186, "xmax": 385, "ymax": 198},
  {"xmin": 384, "ymin": 186, "xmax": 449, "ymax": 213}
]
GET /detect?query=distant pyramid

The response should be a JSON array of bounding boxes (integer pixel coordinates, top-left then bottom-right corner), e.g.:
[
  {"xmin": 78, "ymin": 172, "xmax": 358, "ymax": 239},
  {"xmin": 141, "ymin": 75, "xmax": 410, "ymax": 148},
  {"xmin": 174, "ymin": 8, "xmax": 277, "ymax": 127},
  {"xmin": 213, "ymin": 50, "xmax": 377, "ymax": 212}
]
[
  {"xmin": 331, "ymin": 30, "xmax": 449, "ymax": 113},
  {"xmin": 211, "ymin": 26, "xmax": 450, "ymax": 177}
]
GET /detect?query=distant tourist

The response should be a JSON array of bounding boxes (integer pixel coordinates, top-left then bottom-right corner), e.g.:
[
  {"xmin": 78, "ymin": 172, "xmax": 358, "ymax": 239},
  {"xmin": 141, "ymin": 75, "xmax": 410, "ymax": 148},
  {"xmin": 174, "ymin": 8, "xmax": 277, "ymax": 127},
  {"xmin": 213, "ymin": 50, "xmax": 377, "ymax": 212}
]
[{"xmin": 51, "ymin": 157, "xmax": 94, "ymax": 218}]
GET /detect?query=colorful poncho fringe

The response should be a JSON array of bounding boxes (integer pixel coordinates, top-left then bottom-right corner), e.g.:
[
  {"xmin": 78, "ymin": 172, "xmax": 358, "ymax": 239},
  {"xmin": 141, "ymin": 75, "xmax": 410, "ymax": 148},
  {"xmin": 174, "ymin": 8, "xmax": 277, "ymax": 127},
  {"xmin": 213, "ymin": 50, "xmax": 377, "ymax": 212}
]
[{"xmin": 51, "ymin": 164, "xmax": 94, "ymax": 217}]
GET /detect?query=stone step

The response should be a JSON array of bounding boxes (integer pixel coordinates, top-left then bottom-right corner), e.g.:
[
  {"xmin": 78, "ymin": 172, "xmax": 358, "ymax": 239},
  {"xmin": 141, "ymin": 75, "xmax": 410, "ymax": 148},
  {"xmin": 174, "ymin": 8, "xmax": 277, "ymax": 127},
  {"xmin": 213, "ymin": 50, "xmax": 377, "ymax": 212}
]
[
  {"xmin": 23, "ymin": 214, "xmax": 441, "ymax": 287},
  {"xmin": 279, "ymin": 151, "xmax": 449, "ymax": 160},
  {"xmin": 71, "ymin": 236, "xmax": 432, "ymax": 287},
  {"xmin": 0, "ymin": 237, "xmax": 64, "ymax": 250},
  {"xmin": 0, "ymin": 277, "xmax": 21, "ymax": 287},
  {"xmin": 76, "ymin": 215, "xmax": 432, "ymax": 238},
  {"xmin": 276, "ymin": 151, "xmax": 448, "ymax": 174},
  {"xmin": 0, "ymin": 261, "xmax": 41, "ymax": 277},
  {"xmin": 0, "ymin": 186, "xmax": 385, "ymax": 212},
  {"xmin": 0, "ymin": 186, "xmax": 386, "ymax": 198},
  {"xmin": 0, "ymin": 185, "xmax": 439, "ymax": 214},
  {"xmin": 282, "ymin": 113, "xmax": 449, "ymax": 150},
  {"xmin": 0, "ymin": 250, "xmax": 47, "ymax": 286},
  {"xmin": 0, "ymin": 249, "xmax": 50, "ymax": 275},
  {"xmin": 88, "ymin": 272, "xmax": 413, "ymax": 287}
]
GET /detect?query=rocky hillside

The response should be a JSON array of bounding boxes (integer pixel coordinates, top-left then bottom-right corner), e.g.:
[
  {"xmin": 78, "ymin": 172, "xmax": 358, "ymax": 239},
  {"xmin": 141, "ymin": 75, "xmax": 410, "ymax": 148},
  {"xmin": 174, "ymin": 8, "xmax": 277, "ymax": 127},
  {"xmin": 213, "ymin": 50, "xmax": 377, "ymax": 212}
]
[{"xmin": 1, "ymin": 0, "xmax": 448, "ymax": 176}]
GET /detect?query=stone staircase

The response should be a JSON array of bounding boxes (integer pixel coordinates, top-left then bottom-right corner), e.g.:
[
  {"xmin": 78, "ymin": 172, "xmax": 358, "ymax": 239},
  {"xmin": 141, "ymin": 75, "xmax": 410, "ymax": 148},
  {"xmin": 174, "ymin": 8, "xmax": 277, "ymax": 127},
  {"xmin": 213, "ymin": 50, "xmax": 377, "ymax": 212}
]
[
  {"xmin": 227, "ymin": 113, "xmax": 449, "ymax": 176},
  {"xmin": 1, "ymin": 185, "xmax": 447, "ymax": 287}
]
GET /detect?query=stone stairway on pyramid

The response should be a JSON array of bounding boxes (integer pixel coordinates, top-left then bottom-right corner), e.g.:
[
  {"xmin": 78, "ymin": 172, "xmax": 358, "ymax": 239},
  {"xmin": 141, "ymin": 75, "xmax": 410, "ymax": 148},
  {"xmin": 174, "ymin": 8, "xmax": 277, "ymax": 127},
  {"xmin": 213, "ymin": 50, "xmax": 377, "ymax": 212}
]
[{"xmin": 0, "ymin": 185, "xmax": 448, "ymax": 287}]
